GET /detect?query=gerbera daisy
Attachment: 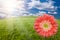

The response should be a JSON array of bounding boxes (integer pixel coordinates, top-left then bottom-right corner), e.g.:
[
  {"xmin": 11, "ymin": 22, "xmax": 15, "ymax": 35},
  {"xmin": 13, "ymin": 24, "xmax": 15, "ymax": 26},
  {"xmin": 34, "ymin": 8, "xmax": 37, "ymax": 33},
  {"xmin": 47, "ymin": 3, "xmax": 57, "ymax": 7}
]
[{"xmin": 34, "ymin": 14, "xmax": 58, "ymax": 37}]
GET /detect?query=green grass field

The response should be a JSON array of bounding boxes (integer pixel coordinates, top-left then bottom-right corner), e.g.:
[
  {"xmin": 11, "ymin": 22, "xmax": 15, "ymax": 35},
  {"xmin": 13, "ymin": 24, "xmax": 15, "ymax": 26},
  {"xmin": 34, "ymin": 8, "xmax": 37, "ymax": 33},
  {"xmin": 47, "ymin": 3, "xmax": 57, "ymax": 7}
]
[{"xmin": 0, "ymin": 16, "xmax": 60, "ymax": 40}]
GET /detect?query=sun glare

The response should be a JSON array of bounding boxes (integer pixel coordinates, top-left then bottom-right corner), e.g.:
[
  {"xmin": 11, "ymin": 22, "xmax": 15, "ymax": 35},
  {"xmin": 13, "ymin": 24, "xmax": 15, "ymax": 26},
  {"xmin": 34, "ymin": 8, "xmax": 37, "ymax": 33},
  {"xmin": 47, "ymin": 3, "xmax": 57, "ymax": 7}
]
[
  {"xmin": 2, "ymin": 0, "xmax": 17, "ymax": 14},
  {"xmin": 0, "ymin": 0, "xmax": 24, "ymax": 15}
]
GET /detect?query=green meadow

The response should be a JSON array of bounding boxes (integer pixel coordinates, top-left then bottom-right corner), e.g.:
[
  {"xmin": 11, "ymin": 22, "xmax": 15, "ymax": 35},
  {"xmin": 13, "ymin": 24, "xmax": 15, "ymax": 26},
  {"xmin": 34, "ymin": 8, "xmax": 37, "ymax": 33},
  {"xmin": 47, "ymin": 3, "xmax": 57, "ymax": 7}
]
[{"xmin": 0, "ymin": 16, "xmax": 60, "ymax": 40}]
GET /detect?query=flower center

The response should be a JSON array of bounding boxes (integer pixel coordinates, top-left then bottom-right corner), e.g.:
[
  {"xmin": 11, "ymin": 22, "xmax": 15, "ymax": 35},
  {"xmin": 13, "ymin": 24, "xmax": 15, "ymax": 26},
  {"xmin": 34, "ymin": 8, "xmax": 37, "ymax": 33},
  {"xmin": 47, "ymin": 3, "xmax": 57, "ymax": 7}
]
[
  {"xmin": 40, "ymin": 21, "xmax": 52, "ymax": 31},
  {"xmin": 43, "ymin": 23, "xmax": 49, "ymax": 29}
]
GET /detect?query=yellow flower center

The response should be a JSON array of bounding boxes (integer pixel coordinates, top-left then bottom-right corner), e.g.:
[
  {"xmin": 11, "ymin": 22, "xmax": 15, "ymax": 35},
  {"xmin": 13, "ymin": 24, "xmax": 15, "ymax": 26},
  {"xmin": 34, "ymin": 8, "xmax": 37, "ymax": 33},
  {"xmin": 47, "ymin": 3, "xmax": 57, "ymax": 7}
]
[
  {"xmin": 43, "ymin": 23, "xmax": 49, "ymax": 29},
  {"xmin": 40, "ymin": 20, "xmax": 52, "ymax": 31}
]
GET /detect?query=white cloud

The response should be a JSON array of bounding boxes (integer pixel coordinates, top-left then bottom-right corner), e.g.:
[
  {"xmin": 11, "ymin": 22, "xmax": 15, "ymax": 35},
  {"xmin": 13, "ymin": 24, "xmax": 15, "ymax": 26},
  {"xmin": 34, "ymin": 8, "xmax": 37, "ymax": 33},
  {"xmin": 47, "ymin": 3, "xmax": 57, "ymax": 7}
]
[
  {"xmin": 28, "ymin": 0, "xmax": 55, "ymax": 10},
  {"xmin": 48, "ymin": 11, "xmax": 51, "ymax": 14},
  {"xmin": 27, "ymin": 0, "xmax": 57, "ymax": 15},
  {"xmin": 16, "ymin": 0, "xmax": 25, "ymax": 10},
  {"xmin": 12, "ymin": 0, "xmax": 31, "ymax": 16},
  {"xmin": 36, "ymin": 11, "xmax": 46, "ymax": 16},
  {"xmin": 53, "ymin": 12, "xmax": 57, "ymax": 14},
  {"xmin": 0, "ymin": 0, "xmax": 27, "ymax": 15},
  {"xmin": 12, "ymin": 0, "xmax": 57, "ymax": 16},
  {"xmin": 0, "ymin": 0, "xmax": 58, "ymax": 17},
  {"xmin": 28, "ymin": 0, "xmax": 40, "ymax": 9},
  {"xmin": 48, "ymin": 11, "xmax": 57, "ymax": 14}
]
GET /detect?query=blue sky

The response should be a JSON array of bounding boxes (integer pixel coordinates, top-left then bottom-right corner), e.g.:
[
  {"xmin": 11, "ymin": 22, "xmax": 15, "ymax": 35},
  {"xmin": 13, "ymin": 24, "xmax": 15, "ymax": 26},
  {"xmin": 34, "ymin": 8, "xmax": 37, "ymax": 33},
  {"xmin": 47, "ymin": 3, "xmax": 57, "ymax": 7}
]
[
  {"xmin": 53, "ymin": 0, "xmax": 60, "ymax": 19},
  {"xmin": 23, "ymin": 0, "xmax": 60, "ymax": 19},
  {"xmin": 0, "ymin": 0, "xmax": 60, "ymax": 19}
]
